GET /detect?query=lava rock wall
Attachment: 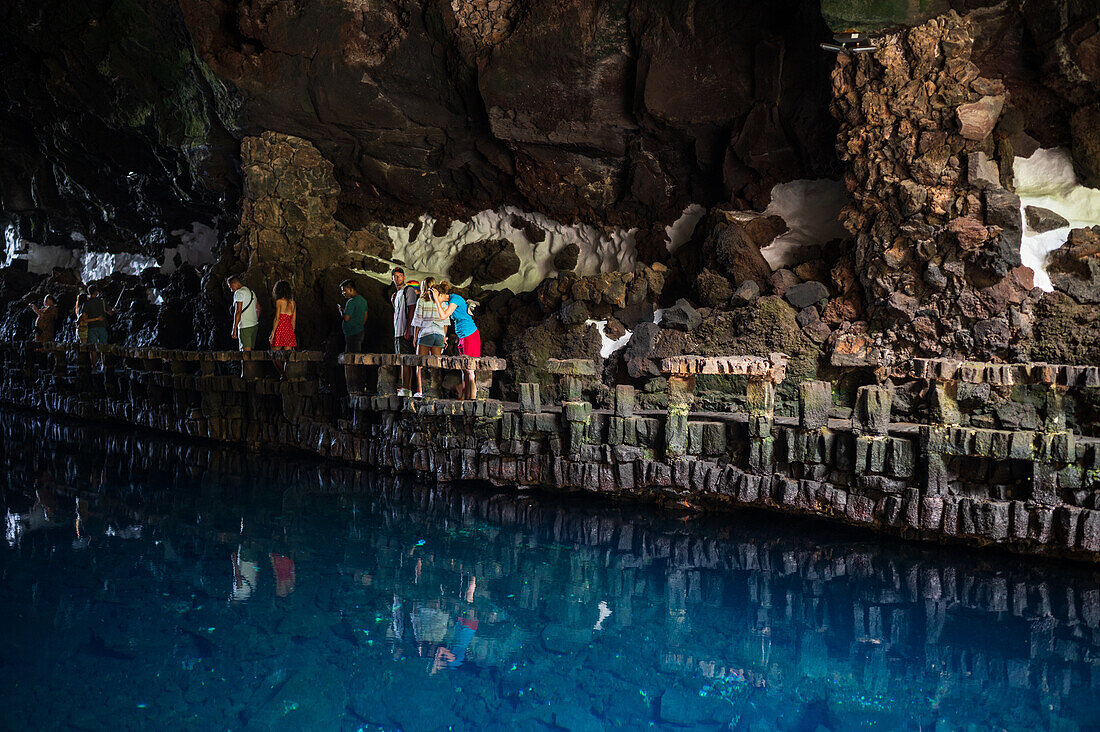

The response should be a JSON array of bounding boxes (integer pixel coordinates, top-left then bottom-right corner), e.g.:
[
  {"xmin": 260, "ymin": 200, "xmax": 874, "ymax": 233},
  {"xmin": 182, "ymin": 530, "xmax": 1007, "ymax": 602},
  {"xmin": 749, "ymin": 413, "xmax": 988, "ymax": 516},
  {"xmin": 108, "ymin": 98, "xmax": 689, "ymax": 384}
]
[{"xmin": 831, "ymin": 11, "xmax": 1040, "ymax": 361}]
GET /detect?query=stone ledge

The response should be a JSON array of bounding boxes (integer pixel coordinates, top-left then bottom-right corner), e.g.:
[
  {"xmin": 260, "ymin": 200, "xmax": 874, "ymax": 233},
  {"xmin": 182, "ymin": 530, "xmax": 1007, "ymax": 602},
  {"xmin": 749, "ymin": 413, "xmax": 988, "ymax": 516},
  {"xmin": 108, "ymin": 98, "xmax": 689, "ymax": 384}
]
[
  {"xmin": 901, "ymin": 358, "xmax": 1100, "ymax": 386},
  {"xmin": 338, "ymin": 352, "xmax": 507, "ymax": 370},
  {"xmin": 33, "ymin": 342, "xmax": 324, "ymax": 362},
  {"xmin": 661, "ymin": 353, "xmax": 788, "ymax": 383},
  {"xmin": 545, "ymin": 358, "xmax": 598, "ymax": 376}
]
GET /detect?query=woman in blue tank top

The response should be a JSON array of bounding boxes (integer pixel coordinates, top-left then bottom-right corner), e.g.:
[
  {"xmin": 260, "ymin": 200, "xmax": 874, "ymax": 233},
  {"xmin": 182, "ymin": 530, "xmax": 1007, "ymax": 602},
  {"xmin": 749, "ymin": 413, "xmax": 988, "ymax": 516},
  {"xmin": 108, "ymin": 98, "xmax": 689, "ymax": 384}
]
[{"xmin": 432, "ymin": 281, "xmax": 480, "ymax": 400}]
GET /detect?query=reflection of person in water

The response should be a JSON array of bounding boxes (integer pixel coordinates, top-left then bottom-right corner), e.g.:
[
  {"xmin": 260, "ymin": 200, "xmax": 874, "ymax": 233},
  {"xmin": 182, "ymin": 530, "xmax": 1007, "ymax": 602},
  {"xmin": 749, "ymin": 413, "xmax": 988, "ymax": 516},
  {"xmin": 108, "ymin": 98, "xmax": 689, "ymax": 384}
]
[
  {"xmin": 270, "ymin": 553, "xmax": 296, "ymax": 597},
  {"xmin": 231, "ymin": 547, "xmax": 261, "ymax": 602},
  {"xmin": 431, "ymin": 609, "xmax": 478, "ymax": 674}
]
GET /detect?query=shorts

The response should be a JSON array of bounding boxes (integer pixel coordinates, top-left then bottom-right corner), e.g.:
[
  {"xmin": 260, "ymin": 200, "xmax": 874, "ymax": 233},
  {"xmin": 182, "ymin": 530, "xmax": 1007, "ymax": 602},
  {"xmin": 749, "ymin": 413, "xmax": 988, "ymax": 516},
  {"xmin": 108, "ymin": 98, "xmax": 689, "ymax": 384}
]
[
  {"xmin": 418, "ymin": 333, "xmax": 445, "ymax": 348},
  {"xmin": 87, "ymin": 327, "xmax": 108, "ymax": 345},
  {"xmin": 458, "ymin": 330, "xmax": 481, "ymax": 358},
  {"xmin": 238, "ymin": 325, "xmax": 258, "ymax": 349},
  {"xmin": 394, "ymin": 336, "xmax": 414, "ymax": 355},
  {"xmin": 344, "ymin": 330, "xmax": 364, "ymax": 353}
]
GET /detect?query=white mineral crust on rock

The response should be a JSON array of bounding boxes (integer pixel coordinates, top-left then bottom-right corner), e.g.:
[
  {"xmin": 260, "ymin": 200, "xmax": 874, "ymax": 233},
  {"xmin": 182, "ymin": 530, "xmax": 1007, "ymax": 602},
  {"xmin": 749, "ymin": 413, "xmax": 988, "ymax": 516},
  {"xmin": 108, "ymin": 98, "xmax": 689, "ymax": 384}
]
[
  {"xmin": 664, "ymin": 204, "xmax": 705, "ymax": 254},
  {"xmin": 760, "ymin": 179, "xmax": 848, "ymax": 269},
  {"xmin": 163, "ymin": 222, "xmax": 218, "ymax": 273},
  {"xmin": 585, "ymin": 319, "xmax": 632, "ymax": 358},
  {"xmin": 352, "ymin": 206, "xmax": 641, "ymax": 293},
  {"xmin": 1014, "ymin": 147, "xmax": 1100, "ymax": 291}
]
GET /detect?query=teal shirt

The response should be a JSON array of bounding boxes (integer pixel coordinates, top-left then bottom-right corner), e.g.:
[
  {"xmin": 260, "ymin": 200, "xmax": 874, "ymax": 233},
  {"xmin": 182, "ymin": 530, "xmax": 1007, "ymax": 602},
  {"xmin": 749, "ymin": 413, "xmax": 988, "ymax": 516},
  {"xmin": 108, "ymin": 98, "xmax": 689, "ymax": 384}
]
[{"xmin": 342, "ymin": 295, "xmax": 368, "ymax": 336}]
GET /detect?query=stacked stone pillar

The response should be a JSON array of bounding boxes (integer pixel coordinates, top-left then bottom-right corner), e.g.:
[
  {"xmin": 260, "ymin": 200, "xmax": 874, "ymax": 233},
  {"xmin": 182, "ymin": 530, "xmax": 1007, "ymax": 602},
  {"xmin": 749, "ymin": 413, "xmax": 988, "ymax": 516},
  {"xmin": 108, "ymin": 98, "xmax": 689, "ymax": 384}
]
[
  {"xmin": 792, "ymin": 381, "xmax": 832, "ymax": 479},
  {"xmin": 746, "ymin": 377, "xmax": 775, "ymax": 474},
  {"xmin": 665, "ymin": 374, "xmax": 694, "ymax": 458},
  {"xmin": 546, "ymin": 359, "xmax": 597, "ymax": 455},
  {"xmin": 920, "ymin": 366, "xmax": 959, "ymax": 496},
  {"xmin": 1032, "ymin": 382, "xmax": 1075, "ymax": 507},
  {"xmin": 660, "ymin": 353, "xmax": 788, "ymax": 473},
  {"xmin": 853, "ymin": 384, "xmax": 894, "ymax": 484}
]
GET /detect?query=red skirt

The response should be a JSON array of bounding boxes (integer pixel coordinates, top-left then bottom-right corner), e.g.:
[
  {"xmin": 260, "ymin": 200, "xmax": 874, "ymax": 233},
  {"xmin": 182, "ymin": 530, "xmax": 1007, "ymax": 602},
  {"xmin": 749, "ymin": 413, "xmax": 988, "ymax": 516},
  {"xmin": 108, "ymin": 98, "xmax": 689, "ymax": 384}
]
[
  {"xmin": 272, "ymin": 314, "xmax": 297, "ymax": 348},
  {"xmin": 458, "ymin": 329, "xmax": 481, "ymax": 357}
]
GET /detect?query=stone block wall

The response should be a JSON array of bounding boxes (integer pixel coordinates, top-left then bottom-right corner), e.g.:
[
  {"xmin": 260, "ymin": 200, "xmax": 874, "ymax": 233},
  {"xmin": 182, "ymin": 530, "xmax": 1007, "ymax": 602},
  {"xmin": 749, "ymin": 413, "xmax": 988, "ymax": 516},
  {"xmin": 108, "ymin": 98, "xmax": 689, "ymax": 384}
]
[{"xmin": 3, "ymin": 343, "xmax": 1100, "ymax": 562}]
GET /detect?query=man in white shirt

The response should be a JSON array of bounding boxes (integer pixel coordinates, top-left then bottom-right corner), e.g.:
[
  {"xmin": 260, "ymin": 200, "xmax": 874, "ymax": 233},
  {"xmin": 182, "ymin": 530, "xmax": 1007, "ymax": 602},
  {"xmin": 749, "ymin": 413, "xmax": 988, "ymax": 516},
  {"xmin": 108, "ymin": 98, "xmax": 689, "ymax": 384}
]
[
  {"xmin": 391, "ymin": 267, "xmax": 419, "ymax": 396},
  {"xmin": 227, "ymin": 275, "xmax": 259, "ymax": 350}
]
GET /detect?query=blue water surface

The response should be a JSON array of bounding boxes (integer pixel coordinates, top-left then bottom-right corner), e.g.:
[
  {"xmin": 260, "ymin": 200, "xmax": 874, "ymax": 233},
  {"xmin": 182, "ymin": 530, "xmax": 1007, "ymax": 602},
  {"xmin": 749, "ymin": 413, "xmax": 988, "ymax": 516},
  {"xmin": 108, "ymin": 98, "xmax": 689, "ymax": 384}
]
[{"xmin": 2, "ymin": 410, "xmax": 1099, "ymax": 731}]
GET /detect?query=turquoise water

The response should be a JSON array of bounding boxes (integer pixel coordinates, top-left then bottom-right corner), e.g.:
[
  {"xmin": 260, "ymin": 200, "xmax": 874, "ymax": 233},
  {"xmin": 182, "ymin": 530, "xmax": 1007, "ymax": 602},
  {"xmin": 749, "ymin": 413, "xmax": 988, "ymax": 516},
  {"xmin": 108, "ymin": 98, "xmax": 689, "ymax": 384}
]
[{"xmin": 2, "ymin": 412, "xmax": 1100, "ymax": 731}]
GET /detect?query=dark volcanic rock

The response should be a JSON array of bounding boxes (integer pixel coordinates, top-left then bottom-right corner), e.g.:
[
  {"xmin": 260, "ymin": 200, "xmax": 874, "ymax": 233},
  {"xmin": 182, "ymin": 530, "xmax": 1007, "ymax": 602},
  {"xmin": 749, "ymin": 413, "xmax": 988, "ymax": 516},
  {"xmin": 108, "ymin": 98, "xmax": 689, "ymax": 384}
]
[
  {"xmin": 1025, "ymin": 206, "xmax": 1070, "ymax": 233},
  {"xmin": 1047, "ymin": 226, "xmax": 1100, "ymax": 304},
  {"xmin": 1071, "ymin": 103, "xmax": 1100, "ymax": 188},
  {"xmin": 623, "ymin": 321, "xmax": 661, "ymax": 378},
  {"xmin": 1030, "ymin": 290, "xmax": 1100, "ymax": 365},
  {"xmin": 831, "ymin": 11, "xmax": 1040, "ymax": 359},
  {"xmin": 701, "ymin": 211, "xmax": 774, "ymax": 288},
  {"xmin": 553, "ymin": 242, "xmax": 580, "ymax": 271},
  {"xmin": 770, "ymin": 269, "xmax": 799, "ymax": 297},
  {"xmin": 559, "ymin": 301, "xmax": 591, "ymax": 327},
  {"xmin": 661, "ymin": 299, "xmax": 702, "ymax": 332},
  {"xmin": 729, "ymin": 279, "xmax": 760, "ymax": 307},
  {"xmin": 449, "ymin": 239, "xmax": 521, "ymax": 286},
  {"xmin": 784, "ymin": 281, "xmax": 829, "ymax": 309}
]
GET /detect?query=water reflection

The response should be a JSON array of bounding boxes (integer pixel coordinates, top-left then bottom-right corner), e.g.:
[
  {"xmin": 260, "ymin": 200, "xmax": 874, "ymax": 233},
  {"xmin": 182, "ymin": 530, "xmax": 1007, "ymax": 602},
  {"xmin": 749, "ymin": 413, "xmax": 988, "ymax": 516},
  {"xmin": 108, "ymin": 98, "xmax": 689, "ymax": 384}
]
[{"xmin": 1, "ymin": 410, "xmax": 1100, "ymax": 730}]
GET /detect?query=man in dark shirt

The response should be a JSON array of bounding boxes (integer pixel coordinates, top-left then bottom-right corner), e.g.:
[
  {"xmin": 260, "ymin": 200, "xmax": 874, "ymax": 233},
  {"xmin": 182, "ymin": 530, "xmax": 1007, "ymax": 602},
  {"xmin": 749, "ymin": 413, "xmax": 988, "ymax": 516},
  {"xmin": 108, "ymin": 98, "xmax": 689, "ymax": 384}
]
[{"xmin": 339, "ymin": 280, "xmax": 369, "ymax": 353}]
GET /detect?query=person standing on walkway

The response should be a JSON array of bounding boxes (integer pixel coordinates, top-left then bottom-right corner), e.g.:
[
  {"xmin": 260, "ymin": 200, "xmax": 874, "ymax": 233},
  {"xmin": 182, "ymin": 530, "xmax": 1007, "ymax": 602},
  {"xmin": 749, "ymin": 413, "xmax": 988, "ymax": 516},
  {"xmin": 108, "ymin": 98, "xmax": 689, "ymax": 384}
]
[
  {"xmin": 80, "ymin": 287, "xmax": 111, "ymax": 346},
  {"xmin": 431, "ymin": 281, "xmax": 480, "ymax": 400},
  {"xmin": 79, "ymin": 286, "xmax": 114, "ymax": 368},
  {"xmin": 269, "ymin": 280, "xmax": 297, "ymax": 380},
  {"xmin": 391, "ymin": 267, "xmax": 419, "ymax": 396},
  {"xmin": 339, "ymin": 279, "xmax": 369, "ymax": 353},
  {"xmin": 29, "ymin": 294, "xmax": 58, "ymax": 343},
  {"xmin": 74, "ymin": 293, "xmax": 88, "ymax": 344},
  {"xmin": 227, "ymin": 276, "xmax": 259, "ymax": 351},
  {"xmin": 411, "ymin": 277, "xmax": 450, "ymax": 398}
]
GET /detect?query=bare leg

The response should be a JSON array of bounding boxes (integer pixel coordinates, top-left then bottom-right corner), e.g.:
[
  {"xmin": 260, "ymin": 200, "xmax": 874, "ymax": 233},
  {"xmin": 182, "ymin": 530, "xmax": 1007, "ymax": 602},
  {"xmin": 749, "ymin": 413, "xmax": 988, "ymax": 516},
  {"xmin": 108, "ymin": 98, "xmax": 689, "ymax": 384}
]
[
  {"xmin": 415, "ymin": 344, "xmax": 428, "ymax": 394},
  {"xmin": 465, "ymin": 369, "xmax": 476, "ymax": 400}
]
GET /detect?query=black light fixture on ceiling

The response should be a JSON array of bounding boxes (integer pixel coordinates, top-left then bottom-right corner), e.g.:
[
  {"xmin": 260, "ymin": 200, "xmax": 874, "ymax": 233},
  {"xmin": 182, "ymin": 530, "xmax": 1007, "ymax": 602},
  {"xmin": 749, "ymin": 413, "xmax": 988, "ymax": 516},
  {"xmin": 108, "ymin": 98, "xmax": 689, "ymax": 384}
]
[{"xmin": 820, "ymin": 30, "xmax": 876, "ymax": 54}]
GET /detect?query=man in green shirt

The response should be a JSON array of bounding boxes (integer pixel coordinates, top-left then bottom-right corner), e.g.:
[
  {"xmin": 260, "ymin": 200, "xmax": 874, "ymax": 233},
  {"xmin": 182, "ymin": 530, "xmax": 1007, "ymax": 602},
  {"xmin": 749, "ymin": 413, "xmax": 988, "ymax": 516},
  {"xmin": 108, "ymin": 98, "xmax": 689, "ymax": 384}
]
[{"xmin": 339, "ymin": 280, "xmax": 369, "ymax": 352}]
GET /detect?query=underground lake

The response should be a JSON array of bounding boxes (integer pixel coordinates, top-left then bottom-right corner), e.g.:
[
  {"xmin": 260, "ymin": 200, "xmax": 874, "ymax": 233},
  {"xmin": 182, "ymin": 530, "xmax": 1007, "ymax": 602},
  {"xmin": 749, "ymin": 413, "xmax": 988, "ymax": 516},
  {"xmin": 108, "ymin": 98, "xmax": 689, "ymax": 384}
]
[{"xmin": 2, "ymin": 409, "xmax": 1100, "ymax": 731}]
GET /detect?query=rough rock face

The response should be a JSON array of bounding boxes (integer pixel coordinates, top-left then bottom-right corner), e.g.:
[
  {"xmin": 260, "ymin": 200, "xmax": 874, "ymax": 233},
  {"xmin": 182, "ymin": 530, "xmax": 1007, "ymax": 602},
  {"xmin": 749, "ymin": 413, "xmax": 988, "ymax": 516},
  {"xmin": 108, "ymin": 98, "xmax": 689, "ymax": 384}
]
[
  {"xmin": 234, "ymin": 131, "xmax": 390, "ymax": 352},
  {"xmin": 175, "ymin": 0, "xmax": 838, "ymax": 233},
  {"xmin": 692, "ymin": 208, "xmax": 777, "ymax": 290},
  {"xmin": 1031, "ymin": 291, "xmax": 1100, "ymax": 366},
  {"xmin": 448, "ymin": 240, "xmax": 521, "ymax": 286},
  {"xmin": 0, "ymin": 0, "xmax": 236, "ymax": 256},
  {"xmin": 831, "ymin": 11, "xmax": 1039, "ymax": 360},
  {"xmin": 1047, "ymin": 226, "xmax": 1100, "ymax": 304}
]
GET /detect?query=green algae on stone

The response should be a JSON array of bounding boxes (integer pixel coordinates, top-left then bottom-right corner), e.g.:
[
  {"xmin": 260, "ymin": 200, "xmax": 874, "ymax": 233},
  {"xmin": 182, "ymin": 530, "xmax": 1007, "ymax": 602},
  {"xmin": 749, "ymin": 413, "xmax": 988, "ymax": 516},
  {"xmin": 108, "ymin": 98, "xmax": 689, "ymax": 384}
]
[{"xmin": 820, "ymin": 0, "xmax": 949, "ymax": 31}]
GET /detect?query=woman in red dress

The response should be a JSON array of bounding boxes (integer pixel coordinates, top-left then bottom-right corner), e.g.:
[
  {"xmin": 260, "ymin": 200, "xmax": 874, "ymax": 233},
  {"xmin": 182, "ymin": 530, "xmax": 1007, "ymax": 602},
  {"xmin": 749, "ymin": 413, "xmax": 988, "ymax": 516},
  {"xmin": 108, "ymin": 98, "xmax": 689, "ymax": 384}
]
[{"xmin": 269, "ymin": 280, "xmax": 297, "ymax": 379}]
